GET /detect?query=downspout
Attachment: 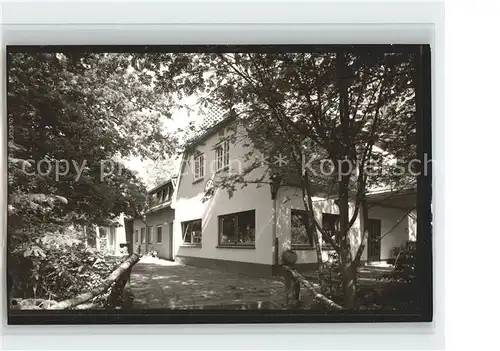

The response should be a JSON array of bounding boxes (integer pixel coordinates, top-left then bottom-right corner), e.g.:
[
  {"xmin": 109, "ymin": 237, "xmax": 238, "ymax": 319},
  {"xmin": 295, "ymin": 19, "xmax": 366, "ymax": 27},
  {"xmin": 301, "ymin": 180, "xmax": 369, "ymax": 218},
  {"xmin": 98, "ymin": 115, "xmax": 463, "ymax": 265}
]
[
  {"xmin": 272, "ymin": 194, "xmax": 278, "ymax": 274},
  {"xmin": 144, "ymin": 224, "xmax": 148, "ymax": 255},
  {"xmin": 270, "ymin": 174, "xmax": 282, "ymax": 275},
  {"xmin": 170, "ymin": 151, "xmax": 187, "ymax": 263},
  {"xmin": 270, "ymin": 179, "xmax": 281, "ymax": 275}
]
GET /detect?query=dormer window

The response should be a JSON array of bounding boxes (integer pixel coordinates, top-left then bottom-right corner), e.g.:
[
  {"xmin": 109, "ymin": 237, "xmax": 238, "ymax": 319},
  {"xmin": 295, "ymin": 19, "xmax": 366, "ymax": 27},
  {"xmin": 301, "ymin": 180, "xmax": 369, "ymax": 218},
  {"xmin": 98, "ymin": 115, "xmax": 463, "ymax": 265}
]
[
  {"xmin": 194, "ymin": 153, "xmax": 205, "ymax": 180},
  {"xmin": 215, "ymin": 140, "xmax": 229, "ymax": 171}
]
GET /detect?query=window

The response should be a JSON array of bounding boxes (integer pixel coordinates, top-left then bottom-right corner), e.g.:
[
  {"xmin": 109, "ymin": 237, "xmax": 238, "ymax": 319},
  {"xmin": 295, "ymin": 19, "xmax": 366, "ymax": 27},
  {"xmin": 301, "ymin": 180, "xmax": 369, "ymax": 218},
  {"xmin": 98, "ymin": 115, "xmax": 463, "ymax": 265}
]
[
  {"xmin": 110, "ymin": 227, "xmax": 115, "ymax": 247},
  {"xmin": 182, "ymin": 219, "xmax": 202, "ymax": 245},
  {"xmin": 194, "ymin": 153, "xmax": 205, "ymax": 180},
  {"xmin": 151, "ymin": 192, "xmax": 159, "ymax": 206},
  {"xmin": 219, "ymin": 210, "xmax": 256, "ymax": 246},
  {"xmin": 162, "ymin": 187, "xmax": 168, "ymax": 202},
  {"xmin": 134, "ymin": 229, "xmax": 138, "ymax": 243},
  {"xmin": 140, "ymin": 227, "xmax": 145, "ymax": 243},
  {"xmin": 215, "ymin": 140, "xmax": 229, "ymax": 170},
  {"xmin": 291, "ymin": 210, "xmax": 314, "ymax": 246},
  {"xmin": 157, "ymin": 226, "xmax": 163, "ymax": 244},
  {"xmin": 147, "ymin": 226, "xmax": 153, "ymax": 244},
  {"xmin": 322, "ymin": 213, "xmax": 339, "ymax": 247}
]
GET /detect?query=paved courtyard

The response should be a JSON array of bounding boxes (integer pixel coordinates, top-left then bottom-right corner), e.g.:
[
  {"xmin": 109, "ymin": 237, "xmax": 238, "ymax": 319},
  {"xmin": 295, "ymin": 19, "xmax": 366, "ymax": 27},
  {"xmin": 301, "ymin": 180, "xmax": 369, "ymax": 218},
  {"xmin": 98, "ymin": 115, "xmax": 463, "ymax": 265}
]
[
  {"xmin": 127, "ymin": 257, "xmax": 391, "ymax": 310},
  {"xmin": 128, "ymin": 257, "xmax": 293, "ymax": 309}
]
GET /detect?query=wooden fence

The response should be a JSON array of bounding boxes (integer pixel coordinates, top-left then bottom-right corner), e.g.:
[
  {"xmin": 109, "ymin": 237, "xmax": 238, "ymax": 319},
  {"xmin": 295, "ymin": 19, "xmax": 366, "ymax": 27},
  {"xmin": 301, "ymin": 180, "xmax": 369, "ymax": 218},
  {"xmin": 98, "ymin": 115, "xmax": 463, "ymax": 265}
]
[
  {"xmin": 47, "ymin": 253, "xmax": 140, "ymax": 310},
  {"xmin": 281, "ymin": 250, "xmax": 343, "ymax": 311}
]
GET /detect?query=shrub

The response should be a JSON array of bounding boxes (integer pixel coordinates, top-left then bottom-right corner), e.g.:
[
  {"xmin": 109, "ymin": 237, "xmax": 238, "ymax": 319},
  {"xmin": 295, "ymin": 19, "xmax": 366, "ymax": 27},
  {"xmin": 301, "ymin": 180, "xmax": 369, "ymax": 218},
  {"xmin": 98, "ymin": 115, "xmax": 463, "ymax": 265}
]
[
  {"xmin": 377, "ymin": 240, "xmax": 419, "ymax": 311},
  {"xmin": 146, "ymin": 250, "xmax": 158, "ymax": 258},
  {"xmin": 322, "ymin": 251, "xmax": 343, "ymax": 301},
  {"xmin": 387, "ymin": 240, "xmax": 417, "ymax": 285},
  {"xmin": 9, "ymin": 229, "xmax": 123, "ymax": 308}
]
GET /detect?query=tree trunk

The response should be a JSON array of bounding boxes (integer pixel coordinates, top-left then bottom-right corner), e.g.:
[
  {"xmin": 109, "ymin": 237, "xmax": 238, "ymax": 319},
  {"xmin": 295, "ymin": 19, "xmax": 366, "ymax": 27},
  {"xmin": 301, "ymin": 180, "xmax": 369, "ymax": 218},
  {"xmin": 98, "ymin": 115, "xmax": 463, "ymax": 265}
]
[
  {"xmin": 83, "ymin": 225, "xmax": 88, "ymax": 248},
  {"xmin": 49, "ymin": 253, "xmax": 140, "ymax": 310},
  {"xmin": 354, "ymin": 198, "xmax": 368, "ymax": 264},
  {"xmin": 337, "ymin": 48, "xmax": 357, "ymax": 309},
  {"xmin": 302, "ymin": 175, "xmax": 325, "ymax": 288},
  {"xmin": 309, "ymin": 220, "xmax": 325, "ymax": 289},
  {"xmin": 342, "ymin": 263, "xmax": 357, "ymax": 309},
  {"xmin": 95, "ymin": 225, "xmax": 100, "ymax": 250}
]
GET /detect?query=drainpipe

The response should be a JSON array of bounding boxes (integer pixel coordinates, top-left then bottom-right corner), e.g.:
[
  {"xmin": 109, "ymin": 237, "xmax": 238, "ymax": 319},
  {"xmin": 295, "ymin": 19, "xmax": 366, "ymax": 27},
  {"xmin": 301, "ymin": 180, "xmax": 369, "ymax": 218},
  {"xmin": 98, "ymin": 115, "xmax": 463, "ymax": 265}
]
[
  {"xmin": 272, "ymin": 197, "xmax": 278, "ymax": 270},
  {"xmin": 270, "ymin": 174, "xmax": 282, "ymax": 275}
]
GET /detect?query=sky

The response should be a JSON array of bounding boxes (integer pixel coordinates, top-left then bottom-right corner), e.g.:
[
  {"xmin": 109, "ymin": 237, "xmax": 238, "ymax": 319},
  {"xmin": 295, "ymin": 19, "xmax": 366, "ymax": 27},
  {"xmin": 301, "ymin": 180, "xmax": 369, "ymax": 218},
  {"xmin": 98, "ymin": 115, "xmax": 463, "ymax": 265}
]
[
  {"xmin": 119, "ymin": 61, "xmax": 222, "ymax": 189},
  {"xmin": 122, "ymin": 95, "xmax": 203, "ymax": 188}
]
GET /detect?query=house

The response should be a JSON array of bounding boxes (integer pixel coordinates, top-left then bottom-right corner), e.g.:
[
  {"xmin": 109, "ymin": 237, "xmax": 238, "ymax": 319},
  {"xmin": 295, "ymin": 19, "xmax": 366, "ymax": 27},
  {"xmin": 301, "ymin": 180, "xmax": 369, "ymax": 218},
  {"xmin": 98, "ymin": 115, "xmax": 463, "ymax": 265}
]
[
  {"xmin": 168, "ymin": 116, "xmax": 417, "ymax": 275},
  {"xmin": 131, "ymin": 179, "xmax": 176, "ymax": 259},
  {"xmin": 94, "ymin": 213, "xmax": 129, "ymax": 255}
]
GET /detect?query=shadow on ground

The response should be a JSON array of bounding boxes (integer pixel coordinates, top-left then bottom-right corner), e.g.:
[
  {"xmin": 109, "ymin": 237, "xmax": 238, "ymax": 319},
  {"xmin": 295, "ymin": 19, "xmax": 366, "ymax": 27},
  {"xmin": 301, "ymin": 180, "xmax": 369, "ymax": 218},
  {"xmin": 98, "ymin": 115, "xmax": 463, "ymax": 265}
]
[
  {"xmin": 128, "ymin": 258, "xmax": 391, "ymax": 310},
  {"xmin": 128, "ymin": 258, "xmax": 297, "ymax": 310}
]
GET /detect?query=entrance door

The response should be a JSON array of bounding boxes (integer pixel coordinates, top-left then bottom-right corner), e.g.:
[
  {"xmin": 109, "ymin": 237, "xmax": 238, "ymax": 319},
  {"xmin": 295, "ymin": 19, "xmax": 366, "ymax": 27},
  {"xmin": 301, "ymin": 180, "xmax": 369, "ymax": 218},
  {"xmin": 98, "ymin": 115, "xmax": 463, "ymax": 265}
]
[
  {"xmin": 168, "ymin": 222, "xmax": 174, "ymax": 261},
  {"xmin": 367, "ymin": 218, "xmax": 382, "ymax": 262}
]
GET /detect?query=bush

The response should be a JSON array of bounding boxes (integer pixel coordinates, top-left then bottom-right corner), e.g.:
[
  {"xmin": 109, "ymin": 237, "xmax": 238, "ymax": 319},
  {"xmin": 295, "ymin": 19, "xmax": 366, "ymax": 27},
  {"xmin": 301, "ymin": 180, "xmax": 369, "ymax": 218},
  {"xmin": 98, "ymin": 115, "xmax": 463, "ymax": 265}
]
[
  {"xmin": 377, "ymin": 240, "xmax": 419, "ymax": 311},
  {"xmin": 389, "ymin": 240, "xmax": 417, "ymax": 284},
  {"xmin": 322, "ymin": 251, "xmax": 344, "ymax": 301},
  {"xmin": 145, "ymin": 249, "xmax": 158, "ymax": 258},
  {"xmin": 9, "ymin": 229, "xmax": 123, "ymax": 308}
]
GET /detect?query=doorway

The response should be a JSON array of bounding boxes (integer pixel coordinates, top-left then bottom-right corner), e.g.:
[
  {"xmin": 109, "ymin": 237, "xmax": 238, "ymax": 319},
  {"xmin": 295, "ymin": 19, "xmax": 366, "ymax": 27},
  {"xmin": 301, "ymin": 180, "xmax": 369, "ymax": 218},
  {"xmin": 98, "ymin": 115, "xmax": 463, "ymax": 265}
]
[
  {"xmin": 167, "ymin": 222, "xmax": 174, "ymax": 261},
  {"xmin": 367, "ymin": 218, "xmax": 382, "ymax": 262}
]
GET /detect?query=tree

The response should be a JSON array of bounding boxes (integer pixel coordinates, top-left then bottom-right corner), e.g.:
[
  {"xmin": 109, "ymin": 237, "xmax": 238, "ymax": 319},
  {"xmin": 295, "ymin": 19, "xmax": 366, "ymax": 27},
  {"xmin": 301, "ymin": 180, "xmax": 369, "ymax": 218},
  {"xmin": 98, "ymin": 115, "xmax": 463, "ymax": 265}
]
[
  {"xmin": 143, "ymin": 158, "xmax": 178, "ymax": 190},
  {"xmin": 7, "ymin": 52, "xmax": 177, "ymax": 299},
  {"xmin": 150, "ymin": 49, "xmax": 417, "ymax": 309},
  {"xmin": 8, "ymin": 52, "xmax": 177, "ymax": 228}
]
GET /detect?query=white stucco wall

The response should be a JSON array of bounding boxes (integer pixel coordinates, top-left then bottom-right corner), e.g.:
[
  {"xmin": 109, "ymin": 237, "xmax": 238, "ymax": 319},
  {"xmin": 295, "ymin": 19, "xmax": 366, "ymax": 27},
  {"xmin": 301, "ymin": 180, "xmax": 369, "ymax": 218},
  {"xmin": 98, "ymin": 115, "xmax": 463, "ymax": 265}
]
[
  {"xmin": 409, "ymin": 209, "xmax": 417, "ymax": 242},
  {"xmin": 173, "ymin": 121, "xmax": 413, "ymax": 266},
  {"xmin": 368, "ymin": 205, "xmax": 411, "ymax": 260},
  {"xmin": 174, "ymin": 122, "xmax": 274, "ymax": 265},
  {"xmin": 133, "ymin": 208, "xmax": 175, "ymax": 259},
  {"xmin": 274, "ymin": 187, "xmax": 363, "ymax": 265},
  {"xmin": 102, "ymin": 213, "xmax": 128, "ymax": 255},
  {"xmin": 107, "ymin": 228, "xmax": 127, "ymax": 255}
]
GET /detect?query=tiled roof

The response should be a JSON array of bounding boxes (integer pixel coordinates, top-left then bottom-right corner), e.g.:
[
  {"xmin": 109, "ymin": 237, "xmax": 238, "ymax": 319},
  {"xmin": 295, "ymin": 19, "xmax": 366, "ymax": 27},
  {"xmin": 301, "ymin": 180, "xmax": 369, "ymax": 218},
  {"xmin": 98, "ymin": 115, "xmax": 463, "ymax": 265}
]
[{"xmin": 184, "ymin": 104, "xmax": 230, "ymax": 147}]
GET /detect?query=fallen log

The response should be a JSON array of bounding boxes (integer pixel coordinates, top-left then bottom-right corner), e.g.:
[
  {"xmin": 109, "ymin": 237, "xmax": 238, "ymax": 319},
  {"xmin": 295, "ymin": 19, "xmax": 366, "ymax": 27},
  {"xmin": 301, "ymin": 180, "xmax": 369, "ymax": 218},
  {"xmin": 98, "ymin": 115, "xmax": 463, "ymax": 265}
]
[
  {"xmin": 48, "ymin": 253, "xmax": 140, "ymax": 310},
  {"xmin": 282, "ymin": 265, "xmax": 343, "ymax": 310}
]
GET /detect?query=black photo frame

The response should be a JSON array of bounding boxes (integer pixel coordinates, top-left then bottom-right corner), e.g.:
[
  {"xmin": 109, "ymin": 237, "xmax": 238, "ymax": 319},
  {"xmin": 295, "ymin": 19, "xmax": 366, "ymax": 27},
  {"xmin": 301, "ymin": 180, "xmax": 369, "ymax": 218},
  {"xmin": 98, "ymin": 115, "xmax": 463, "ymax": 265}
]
[{"xmin": 5, "ymin": 44, "xmax": 432, "ymax": 325}]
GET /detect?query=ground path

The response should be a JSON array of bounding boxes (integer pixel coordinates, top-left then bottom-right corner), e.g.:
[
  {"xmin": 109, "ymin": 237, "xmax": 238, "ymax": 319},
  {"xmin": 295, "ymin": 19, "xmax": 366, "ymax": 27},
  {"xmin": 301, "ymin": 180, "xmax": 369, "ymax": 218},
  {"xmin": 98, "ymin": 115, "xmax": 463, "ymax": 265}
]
[
  {"xmin": 128, "ymin": 257, "xmax": 391, "ymax": 309},
  {"xmin": 128, "ymin": 257, "xmax": 290, "ymax": 309}
]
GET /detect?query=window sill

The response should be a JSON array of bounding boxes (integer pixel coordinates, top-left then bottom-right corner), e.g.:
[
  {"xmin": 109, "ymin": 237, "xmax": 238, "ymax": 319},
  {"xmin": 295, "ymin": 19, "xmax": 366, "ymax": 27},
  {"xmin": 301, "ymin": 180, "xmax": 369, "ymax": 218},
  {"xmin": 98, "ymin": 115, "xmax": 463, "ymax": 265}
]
[
  {"xmin": 216, "ymin": 245, "xmax": 255, "ymax": 249},
  {"xmin": 321, "ymin": 246, "xmax": 335, "ymax": 251},
  {"xmin": 215, "ymin": 166, "xmax": 230, "ymax": 173},
  {"xmin": 180, "ymin": 244, "xmax": 202, "ymax": 248},
  {"xmin": 192, "ymin": 177, "xmax": 204, "ymax": 185},
  {"xmin": 291, "ymin": 245, "xmax": 316, "ymax": 251}
]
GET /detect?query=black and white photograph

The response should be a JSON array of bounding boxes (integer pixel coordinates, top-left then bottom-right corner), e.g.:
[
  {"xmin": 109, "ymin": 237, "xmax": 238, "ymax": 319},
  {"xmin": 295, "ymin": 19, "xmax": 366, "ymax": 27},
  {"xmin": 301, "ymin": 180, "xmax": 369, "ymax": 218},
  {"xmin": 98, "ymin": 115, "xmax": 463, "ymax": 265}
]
[{"xmin": 5, "ymin": 45, "xmax": 432, "ymax": 324}]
